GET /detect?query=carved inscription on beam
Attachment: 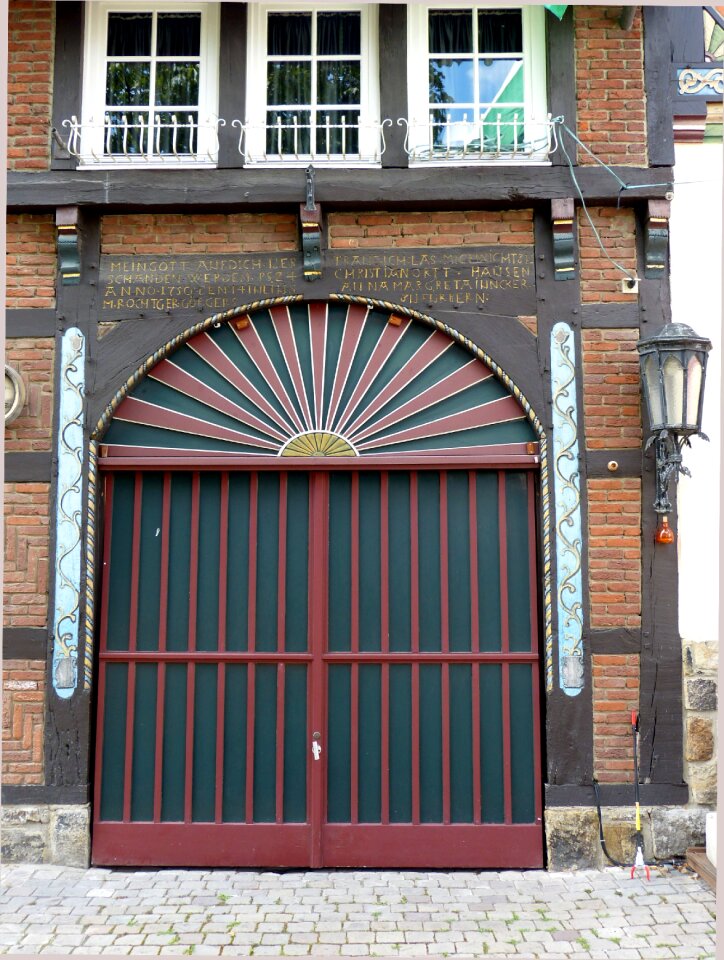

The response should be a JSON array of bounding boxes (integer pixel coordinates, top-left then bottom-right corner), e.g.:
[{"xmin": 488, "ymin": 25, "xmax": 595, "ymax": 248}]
[{"xmin": 98, "ymin": 246, "xmax": 537, "ymax": 320}]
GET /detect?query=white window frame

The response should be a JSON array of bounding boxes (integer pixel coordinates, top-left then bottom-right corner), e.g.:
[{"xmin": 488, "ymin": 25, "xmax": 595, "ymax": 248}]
[
  {"xmin": 245, "ymin": 3, "xmax": 380, "ymax": 167},
  {"xmin": 406, "ymin": 4, "xmax": 549, "ymax": 165},
  {"xmin": 79, "ymin": 1, "xmax": 220, "ymax": 168}
]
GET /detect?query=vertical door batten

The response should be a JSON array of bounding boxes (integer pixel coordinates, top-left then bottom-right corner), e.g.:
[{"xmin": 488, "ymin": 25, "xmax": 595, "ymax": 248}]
[
  {"xmin": 121, "ymin": 474, "xmax": 143, "ymax": 823},
  {"xmin": 380, "ymin": 472, "xmax": 391, "ymax": 824},
  {"xmin": 308, "ymin": 471, "xmax": 329, "ymax": 866}
]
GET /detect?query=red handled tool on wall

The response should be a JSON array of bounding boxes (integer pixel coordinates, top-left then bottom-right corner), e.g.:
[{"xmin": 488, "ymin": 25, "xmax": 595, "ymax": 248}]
[
  {"xmin": 593, "ymin": 710, "xmax": 651, "ymax": 879},
  {"xmin": 630, "ymin": 711, "xmax": 650, "ymax": 881}
]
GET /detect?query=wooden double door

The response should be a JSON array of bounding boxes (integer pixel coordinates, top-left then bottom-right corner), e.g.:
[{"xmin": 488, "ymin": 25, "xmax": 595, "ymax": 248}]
[{"xmin": 93, "ymin": 464, "xmax": 542, "ymax": 868}]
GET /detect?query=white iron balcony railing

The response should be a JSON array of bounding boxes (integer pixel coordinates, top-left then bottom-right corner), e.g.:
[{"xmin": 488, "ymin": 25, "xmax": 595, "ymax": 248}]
[
  {"xmin": 400, "ymin": 113, "xmax": 557, "ymax": 164},
  {"xmin": 58, "ymin": 114, "xmax": 224, "ymax": 166},
  {"xmin": 234, "ymin": 117, "xmax": 391, "ymax": 166}
]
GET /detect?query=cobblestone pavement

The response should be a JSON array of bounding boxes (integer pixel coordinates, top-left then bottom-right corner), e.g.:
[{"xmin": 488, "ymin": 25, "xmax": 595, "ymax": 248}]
[{"xmin": 0, "ymin": 863, "xmax": 715, "ymax": 958}]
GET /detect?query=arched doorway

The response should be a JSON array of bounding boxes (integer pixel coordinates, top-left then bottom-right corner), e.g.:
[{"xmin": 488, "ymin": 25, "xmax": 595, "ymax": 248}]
[{"xmin": 92, "ymin": 300, "xmax": 544, "ymax": 868}]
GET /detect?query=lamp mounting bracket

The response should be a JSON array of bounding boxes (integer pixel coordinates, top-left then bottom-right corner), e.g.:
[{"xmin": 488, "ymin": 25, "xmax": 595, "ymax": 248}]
[{"xmin": 300, "ymin": 164, "xmax": 323, "ymax": 281}]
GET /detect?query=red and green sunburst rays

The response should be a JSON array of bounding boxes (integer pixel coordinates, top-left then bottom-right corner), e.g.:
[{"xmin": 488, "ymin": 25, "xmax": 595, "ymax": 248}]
[{"xmin": 103, "ymin": 302, "xmax": 536, "ymax": 457}]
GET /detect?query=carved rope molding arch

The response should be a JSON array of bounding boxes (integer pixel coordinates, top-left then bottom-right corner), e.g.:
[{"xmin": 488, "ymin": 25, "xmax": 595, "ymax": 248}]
[{"xmin": 84, "ymin": 296, "xmax": 554, "ymax": 693}]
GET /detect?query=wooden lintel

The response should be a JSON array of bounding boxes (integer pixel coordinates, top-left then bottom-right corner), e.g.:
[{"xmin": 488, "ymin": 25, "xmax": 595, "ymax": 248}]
[{"xmin": 7, "ymin": 166, "xmax": 676, "ymax": 211}]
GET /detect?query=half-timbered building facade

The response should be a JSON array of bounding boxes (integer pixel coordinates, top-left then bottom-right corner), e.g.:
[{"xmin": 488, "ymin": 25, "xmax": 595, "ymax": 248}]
[{"xmin": 3, "ymin": 2, "xmax": 719, "ymax": 869}]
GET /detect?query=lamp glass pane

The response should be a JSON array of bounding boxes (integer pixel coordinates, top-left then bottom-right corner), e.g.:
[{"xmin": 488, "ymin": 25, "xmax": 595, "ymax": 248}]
[
  {"xmin": 643, "ymin": 355, "xmax": 664, "ymax": 427},
  {"xmin": 662, "ymin": 355, "xmax": 684, "ymax": 426},
  {"xmin": 686, "ymin": 355, "xmax": 703, "ymax": 428}
]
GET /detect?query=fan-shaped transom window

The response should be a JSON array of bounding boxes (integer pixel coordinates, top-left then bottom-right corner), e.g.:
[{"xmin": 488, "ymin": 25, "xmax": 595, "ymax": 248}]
[{"xmin": 103, "ymin": 301, "xmax": 537, "ymax": 458}]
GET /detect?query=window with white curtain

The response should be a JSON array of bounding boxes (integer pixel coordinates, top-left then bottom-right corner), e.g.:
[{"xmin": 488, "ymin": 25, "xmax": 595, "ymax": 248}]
[
  {"xmin": 244, "ymin": 4, "xmax": 380, "ymax": 165},
  {"xmin": 78, "ymin": 2, "xmax": 220, "ymax": 166}
]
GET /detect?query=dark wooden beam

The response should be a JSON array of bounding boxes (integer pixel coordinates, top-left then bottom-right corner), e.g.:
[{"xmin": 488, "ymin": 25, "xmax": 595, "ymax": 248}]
[
  {"xmin": 636, "ymin": 215, "xmax": 683, "ymax": 787},
  {"xmin": 217, "ymin": 3, "xmax": 247, "ymax": 168},
  {"xmin": 580, "ymin": 302, "xmax": 640, "ymax": 328},
  {"xmin": 545, "ymin": 782, "xmax": 688, "ymax": 806},
  {"xmin": 547, "ymin": 6, "xmax": 576, "ymax": 166},
  {"xmin": 585, "ymin": 449, "xmax": 642, "ymax": 478},
  {"xmin": 51, "ymin": 2, "xmax": 84, "ymax": 170},
  {"xmin": 4, "ymin": 452, "xmax": 53, "ymax": 483},
  {"xmin": 7, "ymin": 309, "xmax": 57, "ymax": 338},
  {"xmin": 668, "ymin": 6, "xmax": 706, "ymax": 62},
  {"xmin": 379, "ymin": 4, "xmax": 408, "ymax": 168},
  {"xmin": 2, "ymin": 628, "xmax": 48, "ymax": 660},
  {"xmin": 643, "ymin": 8, "xmax": 676, "ymax": 167},
  {"xmin": 1, "ymin": 784, "xmax": 90, "ymax": 805},
  {"xmin": 7, "ymin": 165, "xmax": 675, "ymax": 211},
  {"xmin": 589, "ymin": 627, "xmax": 642, "ymax": 655}
]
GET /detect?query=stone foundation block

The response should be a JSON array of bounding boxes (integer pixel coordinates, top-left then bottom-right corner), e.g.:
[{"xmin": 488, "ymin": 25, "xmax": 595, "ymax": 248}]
[
  {"xmin": 648, "ymin": 807, "xmax": 706, "ymax": 859},
  {"xmin": 544, "ymin": 808, "xmax": 600, "ymax": 869},
  {"xmin": 689, "ymin": 764, "xmax": 718, "ymax": 805},
  {"xmin": 686, "ymin": 716, "xmax": 714, "ymax": 761},
  {"xmin": 1, "ymin": 804, "xmax": 90, "ymax": 866},
  {"xmin": 50, "ymin": 805, "xmax": 91, "ymax": 867},
  {"xmin": 683, "ymin": 641, "xmax": 718, "ymax": 676},
  {"xmin": 685, "ymin": 678, "xmax": 717, "ymax": 711}
]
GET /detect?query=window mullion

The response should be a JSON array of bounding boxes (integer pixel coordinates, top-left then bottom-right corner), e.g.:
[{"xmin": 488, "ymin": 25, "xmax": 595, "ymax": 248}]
[
  {"xmin": 473, "ymin": 8, "xmax": 480, "ymax": 123},
  {"xmin": 311, "ymin": 12, "xmax": 318, "ymax": 152},
  {"xmin": 148, "ymin": 11, "xmax": 158, "ymax": 157}
]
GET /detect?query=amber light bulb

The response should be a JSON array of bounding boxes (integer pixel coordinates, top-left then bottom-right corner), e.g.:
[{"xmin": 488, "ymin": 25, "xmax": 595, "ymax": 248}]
[{"xmin": 655, "ymin": 515, "xmax": 675, "ymax": 544}]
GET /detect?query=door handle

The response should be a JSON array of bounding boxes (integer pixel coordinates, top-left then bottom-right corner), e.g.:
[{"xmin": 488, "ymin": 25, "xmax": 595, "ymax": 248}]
[{"xmin": 312, "ymin": 740, "xmax": 322, "ymax": 760}]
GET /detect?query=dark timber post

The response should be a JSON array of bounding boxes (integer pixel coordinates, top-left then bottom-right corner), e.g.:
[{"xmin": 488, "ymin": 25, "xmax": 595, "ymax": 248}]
[
  {"xmin": 534, "ymin": 207, "xmax": 593, "ymax": 787},
  {"xmin": 379, "ymin": 4, "xmax": 408, "ymax": 168},
  {"xmin": 218, "ymin": 3, "xmax": 247, "ymax": 169}
]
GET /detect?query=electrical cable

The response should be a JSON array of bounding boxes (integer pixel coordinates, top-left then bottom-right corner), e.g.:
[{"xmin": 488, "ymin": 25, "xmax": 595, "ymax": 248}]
[
  {"xmin": 592, "ymin": 779, "xmax": 687, "ymax": 872},
  {"xmin": 555, "ymin": 121, "xmax": 639, "ymax": 283},
  {"xmin": 552, "ymin": 117, "xmax": 673, "ymax": 192},
  {"xmin": 592, "ymin": 779, "xmax": 628, "ymax": 867}
]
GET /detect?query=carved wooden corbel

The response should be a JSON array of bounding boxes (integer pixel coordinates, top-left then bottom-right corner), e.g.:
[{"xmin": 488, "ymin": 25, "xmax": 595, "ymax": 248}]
[
  {"xmin": 551, "ymin": 198, "xmax": 577, "ymax": 281},
  {"xmin": 56, "ymin": 206, "xmax": 81, "ymax": 285},
  {"xmin": 644, "ymin": 199, "xmax": 670, "ymax": 279}
]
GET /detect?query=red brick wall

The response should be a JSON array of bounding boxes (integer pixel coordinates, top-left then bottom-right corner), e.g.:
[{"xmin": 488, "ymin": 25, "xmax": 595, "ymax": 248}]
[
  {"xmin": 8, "ymin": 0, "xmax": 54, "ymax": 171},
  {"xmin": 6, "ymin": 215, "xmax": 57, "ymax": 308},
  {"xmin": 4, "ymin": 339, "xmax": 55, "ymax": 452},
  {"xmin": 101, "ymin": 214, "xmax": 298, "ymax": 254},
  {"xmin": 4, "ymin": 483, "xmax": 51, "ymax": 629},
  {"xmin": 327, "ymin": 210, "xmax": 534, "ymax": 248},
  {"xmin": 582, "ymin": 329, "xmax": 642, "ymax": 449},
  {"xmin": 578, "ymin": 207, "xmax": 638, "ymax": 304},
  {"xmin": 574, "ymin": 7, "xmax": 647, "ymax": 167},
  {"xmin": 587, "ymin": 478, "xmax": 641, "ymax": 628},
  {"xmin": 592, "ymin": 654, "xmax": 640, "ymax": 783},
  {"xmin": 2, "ymin": 660, "xmax": 45, "ymax": 785}
]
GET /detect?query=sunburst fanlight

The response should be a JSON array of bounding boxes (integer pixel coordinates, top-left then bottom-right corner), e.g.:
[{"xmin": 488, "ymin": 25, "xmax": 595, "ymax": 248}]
[
  {"xmin": 280, "ymin": 431, "xmax": 357, "ymax": 457},
  {"xmin": 104, "ymin": 302, "xmax": 536, "ymax": 458}
]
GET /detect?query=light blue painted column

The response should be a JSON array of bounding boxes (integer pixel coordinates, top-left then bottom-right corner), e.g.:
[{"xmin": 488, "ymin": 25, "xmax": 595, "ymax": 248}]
[
  {"xmin": 52, "ymin": 328, "xmax": 86, "ymax": 698},
  {"xmin": 550, "ymin": 321, "xmax": 584, "ymax": 695}
]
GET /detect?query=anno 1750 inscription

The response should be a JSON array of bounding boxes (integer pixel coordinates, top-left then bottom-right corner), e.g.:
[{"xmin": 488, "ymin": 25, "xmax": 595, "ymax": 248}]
[{"xmin": 99, "ymin": 246, "xmax": 536, "ymax": 319}]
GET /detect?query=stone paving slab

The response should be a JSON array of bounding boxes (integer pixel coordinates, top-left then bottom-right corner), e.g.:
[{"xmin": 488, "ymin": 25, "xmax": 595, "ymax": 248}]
[{"xmin": 0, "ymin": 864, "xmax": 715, "ymax": 959}]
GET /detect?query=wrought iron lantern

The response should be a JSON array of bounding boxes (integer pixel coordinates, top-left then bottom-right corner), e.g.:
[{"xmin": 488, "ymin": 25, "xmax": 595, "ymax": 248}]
[{"xmin": 637, "ymin": 322, "xmax": 712, "ymax": 517}]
